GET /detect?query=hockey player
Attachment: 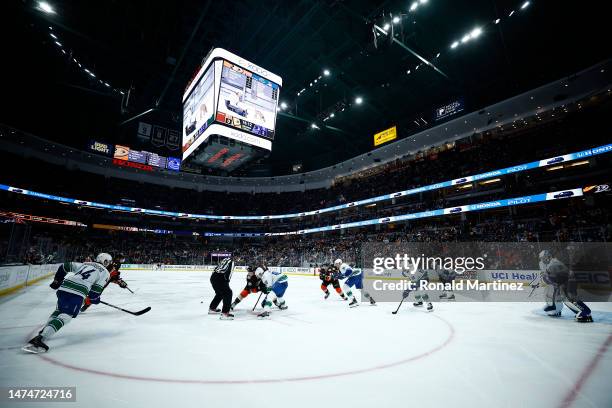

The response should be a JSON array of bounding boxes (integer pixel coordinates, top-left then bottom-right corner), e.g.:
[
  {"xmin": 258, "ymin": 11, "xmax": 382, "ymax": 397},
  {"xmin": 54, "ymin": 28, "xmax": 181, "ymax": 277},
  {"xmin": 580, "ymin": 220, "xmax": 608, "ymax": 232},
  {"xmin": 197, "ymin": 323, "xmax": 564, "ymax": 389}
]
[
  {"xmin": 209, "ymin": 256, "xmax": 235, "ymax": 320},
  {"xmin": 534, "ymin": 250, "xmax": 592, "ymax": 322},
  {"xmin": 230, "ymin": 265, "xmax": 266, "ymax": 310},
  {"xmin": 410, "ymin": 269, "xmax": 433, "ymax": 311},
  {"xmin": 319, "ymin": 264, "xmax": 347, "ymax": 300},
  {"xmin": 257, "ymin": 267, "xmax": 288, "ymax": 319},
  {"xmin": 81, "ymin": 259, "xmax": 128, "ymax": 312},
  {"xmin": 334, "ymin": 259, "xmax": 376, "ymax": 308},
  {"xmin": 438, "ymin": 269, "xmax": 457, "ymax": 300},
  {"xmin": 22, "ymin": 253, "xmax": 113, "ymax": 354}
]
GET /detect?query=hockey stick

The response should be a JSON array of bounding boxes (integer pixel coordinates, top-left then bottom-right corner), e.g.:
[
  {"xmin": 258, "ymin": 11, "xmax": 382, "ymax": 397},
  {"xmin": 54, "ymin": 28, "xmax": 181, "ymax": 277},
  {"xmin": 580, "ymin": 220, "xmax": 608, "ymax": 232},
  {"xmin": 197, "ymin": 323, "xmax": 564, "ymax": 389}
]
[
  {"xmin": 252, "ymin": 292, "xmax": 264, "ymax": 311},
  {"xmin": 100, "ymin": 301, "xmax": 151, "ymax": 316},
  {"xmin": 392, "ymin": 297, "xmax": 406, "ymax": 315},
  {"xmin": 527, "ymin": 275, "xmax": 540, "ymax": 298},
  {"xmin": 125, "ymin": 286, "xmax": 135, "ymax": 294}
]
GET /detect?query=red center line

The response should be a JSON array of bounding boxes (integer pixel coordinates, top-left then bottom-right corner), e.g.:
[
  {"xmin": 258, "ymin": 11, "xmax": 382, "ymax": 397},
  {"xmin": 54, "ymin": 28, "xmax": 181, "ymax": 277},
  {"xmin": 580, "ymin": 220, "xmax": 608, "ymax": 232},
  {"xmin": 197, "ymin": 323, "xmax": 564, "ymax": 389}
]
[{"xmin": 558, "ymin": 332, "xmax": 612, "ymax": 408}]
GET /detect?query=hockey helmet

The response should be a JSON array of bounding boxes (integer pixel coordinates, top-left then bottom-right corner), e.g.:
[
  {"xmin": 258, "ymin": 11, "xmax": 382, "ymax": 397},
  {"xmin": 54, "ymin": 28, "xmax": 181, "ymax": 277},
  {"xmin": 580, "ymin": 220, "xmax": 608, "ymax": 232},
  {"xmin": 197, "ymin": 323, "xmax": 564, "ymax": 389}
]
[
  {"xmin": 334, "ymin": 258, "xmax": 342, "ymax": 267},
  {"xmin": 95, "ymin": 253, "xmax": 113, "ymax": 267}
]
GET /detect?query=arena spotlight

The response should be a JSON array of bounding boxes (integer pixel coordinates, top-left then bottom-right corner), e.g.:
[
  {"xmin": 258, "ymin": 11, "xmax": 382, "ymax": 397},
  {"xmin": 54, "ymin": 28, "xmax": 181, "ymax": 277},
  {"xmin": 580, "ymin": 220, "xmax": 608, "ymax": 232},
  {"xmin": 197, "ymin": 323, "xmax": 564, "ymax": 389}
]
[
  {"xmin": 419, "ymin": 0, "xmax": 428, "ymax": 3},
  {"xmin": 521, "ymin": 1, "xmax": 530, "ymax": 9},
  {"xmin": 494, "ymin": 18, "xmax": 500, "ymax": 24},
  {"xmin": 461, "ymin": 35, "xmax": 470, "ymax": 43},
  {"xmin": 409, "ymin": 2, "xmax": 418, "ymax": 11},
  {"xmin": 330, "ymin": 113, "xmax": 335, "ymax": 118},
  {"xmin": 470, "ymin": 27, "xmax": 482, "ymax": 38},
  {"xmin": 450, "ymin": 41, "xmax": 459, "ymax": 49},
  {"xmin": 323, "ymin": 69, "xmax": 331, "ymax": 76},
  {"xmin": 37, "ymin": 1, "xmax": 56, "ymax": 14},
  {"xmin": 355, "ymin": 97, "xmax": 363, "ymax": 105},
  {"xmin": 392, "ymin": 16, "xmax": 400, "ymax": 24},
  {"xmin": 280, "ymin": 102, "xmax": 288, "ymax": 110},
  {"xmin": 49, "ymin": 33, "xmax": 57, "ymax": 39},
  {"xmin": 383, "ymin": 23, "xmax": 391, "ymax": 31},
  {"xmin": 54, "ymin": 41, "xmax": 62, "ymax": 47}
]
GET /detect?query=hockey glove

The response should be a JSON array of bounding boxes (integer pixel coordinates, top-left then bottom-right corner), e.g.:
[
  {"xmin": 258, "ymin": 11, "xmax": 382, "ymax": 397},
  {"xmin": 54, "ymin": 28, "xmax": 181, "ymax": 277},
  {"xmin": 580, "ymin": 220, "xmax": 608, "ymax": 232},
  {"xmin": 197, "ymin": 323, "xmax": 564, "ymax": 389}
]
[
  {"xmin": 117, "ymin": 279, "xmax": 128, "ymax": 289},
  {"xmin": 258, "ymin": 282, "xmax": 269, "ymax": 293},
  {"xmin": 49, "ymin": 280, "xmax": 62, "ymax": 290},
  {"xmin": 89, "ymin": 293, "xmax": 101, "ymax": 304},
  {"xmin": 402, "ymin": 289, "xmax": 411, "ymax": 299}
]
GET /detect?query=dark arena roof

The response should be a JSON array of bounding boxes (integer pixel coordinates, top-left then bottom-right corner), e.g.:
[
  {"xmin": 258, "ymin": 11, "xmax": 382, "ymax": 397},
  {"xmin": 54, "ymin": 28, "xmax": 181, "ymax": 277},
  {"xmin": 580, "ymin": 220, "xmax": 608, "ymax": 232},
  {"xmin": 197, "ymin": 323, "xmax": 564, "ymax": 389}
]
[
  {"xmin": 3, "ymin": 0, "xmax": 611, "ymax": 176},
  {"xmin": 2, "ymin": 2, "xmax": 612, "ymax": 407}
]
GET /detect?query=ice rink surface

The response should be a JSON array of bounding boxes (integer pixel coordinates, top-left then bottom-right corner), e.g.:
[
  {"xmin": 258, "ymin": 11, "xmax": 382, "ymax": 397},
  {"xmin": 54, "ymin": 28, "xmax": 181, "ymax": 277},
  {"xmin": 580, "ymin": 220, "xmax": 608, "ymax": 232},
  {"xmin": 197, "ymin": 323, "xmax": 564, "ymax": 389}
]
[{"xmin": 1, "ymin": 270, "xmax": 611, "ymax": 408}]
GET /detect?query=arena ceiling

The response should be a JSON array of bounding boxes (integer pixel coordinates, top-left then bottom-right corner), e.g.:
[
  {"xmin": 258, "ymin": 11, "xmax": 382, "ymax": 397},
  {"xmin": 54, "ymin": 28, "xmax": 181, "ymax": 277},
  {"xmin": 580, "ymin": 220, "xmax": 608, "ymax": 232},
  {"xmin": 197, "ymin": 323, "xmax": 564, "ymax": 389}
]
[{"xmin": 3, "ymin": 0, "xmax": 610, "ymax": 175}]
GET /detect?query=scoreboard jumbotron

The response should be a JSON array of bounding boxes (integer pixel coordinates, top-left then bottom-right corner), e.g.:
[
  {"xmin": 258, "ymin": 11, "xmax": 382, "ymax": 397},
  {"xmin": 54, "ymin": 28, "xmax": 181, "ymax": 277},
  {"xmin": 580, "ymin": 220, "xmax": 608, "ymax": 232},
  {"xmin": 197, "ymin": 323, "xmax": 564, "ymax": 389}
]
[{"xmin": 181, "ymin": 48, "xmax": 282, "ymax": 172}]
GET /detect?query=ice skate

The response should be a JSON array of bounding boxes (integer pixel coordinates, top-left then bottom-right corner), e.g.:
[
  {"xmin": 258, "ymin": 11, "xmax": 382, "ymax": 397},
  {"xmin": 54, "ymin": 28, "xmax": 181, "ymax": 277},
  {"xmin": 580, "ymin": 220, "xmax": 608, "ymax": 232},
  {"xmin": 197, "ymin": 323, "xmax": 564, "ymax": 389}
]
[{"xmin": 22, "ymin": 335, "xmax": 49, "ymax": 354}]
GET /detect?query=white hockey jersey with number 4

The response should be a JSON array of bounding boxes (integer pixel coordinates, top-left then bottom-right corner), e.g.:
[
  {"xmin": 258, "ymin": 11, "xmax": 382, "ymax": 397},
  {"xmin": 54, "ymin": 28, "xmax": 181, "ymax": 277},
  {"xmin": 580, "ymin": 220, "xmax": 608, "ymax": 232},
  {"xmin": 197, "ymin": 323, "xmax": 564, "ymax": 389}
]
[
  {"xmin": 261, "ymin": 270, "xmax": 288, "ymax": 289},
  {"xmin": 59, "ymin": 262, "xmax": 110, "ymax": 298},
  {"xmin": 338, "ymin": 263, "xmax": 361, "ymax": 279}
]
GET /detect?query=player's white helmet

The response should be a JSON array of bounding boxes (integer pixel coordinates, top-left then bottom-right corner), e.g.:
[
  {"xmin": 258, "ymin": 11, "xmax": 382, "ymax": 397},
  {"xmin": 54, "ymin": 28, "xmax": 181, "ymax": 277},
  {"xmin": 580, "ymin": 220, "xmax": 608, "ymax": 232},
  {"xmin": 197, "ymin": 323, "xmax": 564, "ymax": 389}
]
[
  {"xmin": 255, "ymin": 267, "xmax": 265, "ymax": 278},
  {"xmin": 334, "ymin": 258, "xmax": 342, "ymax": 267},
  {"xmin": 538, "ymin": 250, "xmax": 552, "ymax": 264},
  {"xmin": 95, "ymin": 253, "xmax": 113, "ymax": 267}
]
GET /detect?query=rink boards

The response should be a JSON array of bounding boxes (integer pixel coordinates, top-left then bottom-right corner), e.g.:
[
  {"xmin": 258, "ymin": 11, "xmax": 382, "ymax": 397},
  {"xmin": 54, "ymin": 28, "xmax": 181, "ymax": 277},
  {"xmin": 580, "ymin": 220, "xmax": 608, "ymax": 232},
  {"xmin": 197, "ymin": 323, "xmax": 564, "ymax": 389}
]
[
  {"xmin": 0, "ymin": 263, "xmax": 61, "ymax": 297},
  {"xmin": 121, "ymin": 264, "xmax": 317, "ymax": 276}
]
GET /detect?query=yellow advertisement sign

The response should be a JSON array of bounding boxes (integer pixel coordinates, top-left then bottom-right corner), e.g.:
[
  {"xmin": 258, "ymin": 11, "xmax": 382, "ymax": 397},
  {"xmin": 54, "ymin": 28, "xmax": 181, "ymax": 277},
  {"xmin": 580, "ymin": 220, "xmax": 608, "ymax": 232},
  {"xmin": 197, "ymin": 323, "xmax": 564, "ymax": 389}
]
[{"xmin": 373, "ymin": 126, "xmax": 397, "ymax": 146}]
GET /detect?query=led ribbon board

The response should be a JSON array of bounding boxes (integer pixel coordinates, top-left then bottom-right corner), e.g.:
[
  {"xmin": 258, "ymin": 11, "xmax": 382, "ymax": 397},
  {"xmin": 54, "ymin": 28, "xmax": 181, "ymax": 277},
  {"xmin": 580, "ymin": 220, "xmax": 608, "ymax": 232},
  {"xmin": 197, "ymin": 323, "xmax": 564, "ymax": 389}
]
[{"xmin": 1, "ymin": 143, "xmax": 609, "ymax": 221}]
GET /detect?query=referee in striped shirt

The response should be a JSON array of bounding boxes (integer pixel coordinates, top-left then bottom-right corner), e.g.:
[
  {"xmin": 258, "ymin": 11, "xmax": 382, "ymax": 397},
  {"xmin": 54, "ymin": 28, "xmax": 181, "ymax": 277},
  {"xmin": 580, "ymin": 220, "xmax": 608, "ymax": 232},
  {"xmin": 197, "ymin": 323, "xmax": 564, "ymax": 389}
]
[{"xmin": 209, "ymin": 257, "xmax": 235, "ymax": 320}]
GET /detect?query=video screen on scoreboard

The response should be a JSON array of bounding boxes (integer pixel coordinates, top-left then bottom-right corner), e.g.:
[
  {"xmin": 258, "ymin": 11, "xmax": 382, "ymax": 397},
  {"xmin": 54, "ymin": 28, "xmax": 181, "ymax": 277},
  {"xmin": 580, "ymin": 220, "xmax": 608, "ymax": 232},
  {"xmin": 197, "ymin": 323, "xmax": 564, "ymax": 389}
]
[
  {"xmin": 182, "ymin": 66, "xmax": 215, "ymax": 153},
  {"xmin": 215, "ymin": 60, "xmax": 279, "ymax": 140}
]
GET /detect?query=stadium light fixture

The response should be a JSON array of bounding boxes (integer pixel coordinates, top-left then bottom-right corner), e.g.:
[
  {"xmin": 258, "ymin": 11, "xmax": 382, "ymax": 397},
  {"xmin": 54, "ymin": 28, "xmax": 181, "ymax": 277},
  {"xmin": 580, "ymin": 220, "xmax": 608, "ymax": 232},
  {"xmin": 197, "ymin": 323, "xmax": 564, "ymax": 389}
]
[
  {"xmin": 521, "ymin": 1, "xmax": 530, "ymax": 9},
  {"xmin": 508, "ymin": 10, "xmax": 515, "ymax": 17},
  {"xmin": 323, "ymin": 69, "xmax": 330, "ymax": 76},
  {"xmin": 280, "ymin": 102, "xmax": 288, "ymax": 110},
  {"xmin": 450, "ymin": 41, "xmax": 459, "ymax": 49},
  {"xmin": 54, "ymin": 41, "xmax": 62, "ymax": 47},
  {"xmin": 330, "ymin": 113, "xmax": 335, "ymax": 118},
  {"xmin": 355, "ymin": 97, "xmax": 363, "ymax": 105},
  {"xmin": 49, "ymin": 33, "xmax": 57, "ymax": 39},
  {"xmin": 37, "ymin": 1, "xmax": 55, "ymax": 14},
  {"xmin": 470, "ymin": 27, "xmax": 482, "ymax": 38},
  {"xmin": 407, "ymin": 69, "xmax": 411, "ymax": 74},
  {"xmin": 494, "ymin": 18, "xmax": 500, "ymax": 24},
  {"xmin": 461, "ymin": 35, "xmax": 470, "ymax": 43},
  {"xmin": 383, "ymin": 23, "xmax": 391, "ymax": 31},
  {"xmin": 419, "ymin": 0, "xmax": 428, "ymax": 4},
  {"xmin": 410, "ymin": 2, "xmax": 418, "ymax": 11},
  {"xmin": 435, "ymin": 52, "xmax": 440, "ymax": 58},
  {"xmin": 392, "ymin": 16, "xmax": 400, "ymax": 24}
]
